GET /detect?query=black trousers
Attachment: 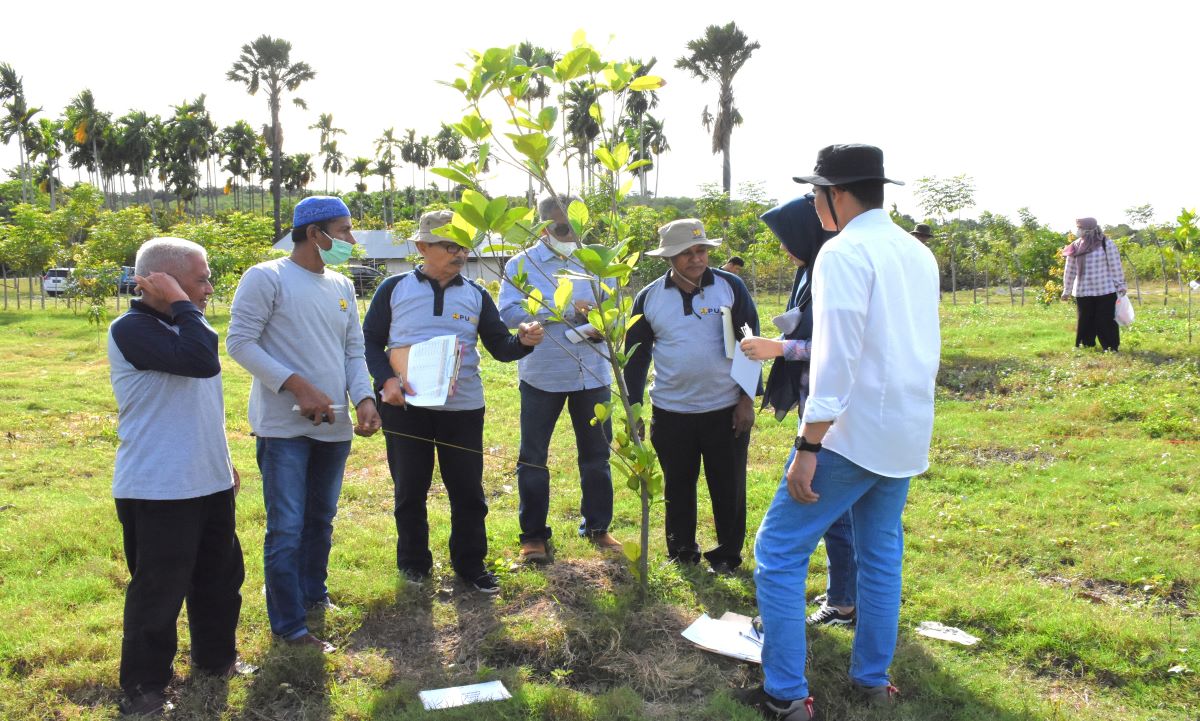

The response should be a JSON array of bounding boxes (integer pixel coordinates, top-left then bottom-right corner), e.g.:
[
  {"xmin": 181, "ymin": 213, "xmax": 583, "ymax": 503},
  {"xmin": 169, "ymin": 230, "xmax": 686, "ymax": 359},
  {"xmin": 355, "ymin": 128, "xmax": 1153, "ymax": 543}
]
[
  {"xmin": 1075, "ymin": 292, "xmax": 1120, "ymax": 350},
  {"xmin": 114, "ymin": 488, "xmax": 243, "ymax": 698},
  {"xmin": 380, "ymin": 403, "xmax": 489, "ymax": 579},
  {"xmin": 650, "ymin": 404, "xmax": 749, "ymax": 568}
]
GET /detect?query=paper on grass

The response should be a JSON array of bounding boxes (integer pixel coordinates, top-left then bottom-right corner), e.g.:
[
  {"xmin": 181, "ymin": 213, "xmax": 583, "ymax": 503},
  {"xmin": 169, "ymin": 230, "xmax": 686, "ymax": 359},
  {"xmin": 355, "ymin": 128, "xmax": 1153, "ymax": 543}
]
[
  {"xmin": 681, "ymin": 613, "xmax": 762, "ymax": 664},
  {"xmin": 389, "ymin": 335, "xmax": 461, "ymax": 407},
  {"xmin": 916, "ymin": 621, "xmax": 980, "ymax": 646},
  {"xmin": 418, "ymin": 680, "xmax": 511, "ymax": 710}
]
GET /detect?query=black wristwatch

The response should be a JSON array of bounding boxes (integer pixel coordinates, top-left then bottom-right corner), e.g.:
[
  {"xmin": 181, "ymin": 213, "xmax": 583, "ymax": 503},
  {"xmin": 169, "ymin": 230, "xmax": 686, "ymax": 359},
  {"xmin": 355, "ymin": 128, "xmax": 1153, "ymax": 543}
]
[{"xmin": 794, "ymin": 436, "xmax": 823, "ymax": 454}]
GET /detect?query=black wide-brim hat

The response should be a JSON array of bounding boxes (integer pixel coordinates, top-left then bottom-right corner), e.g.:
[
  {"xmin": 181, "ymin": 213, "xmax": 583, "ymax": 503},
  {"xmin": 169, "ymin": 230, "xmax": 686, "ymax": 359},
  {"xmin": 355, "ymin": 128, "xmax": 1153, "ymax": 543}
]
[{"xmin": 793, "ymin": 144, "xmax": 904, "ymax": 186}]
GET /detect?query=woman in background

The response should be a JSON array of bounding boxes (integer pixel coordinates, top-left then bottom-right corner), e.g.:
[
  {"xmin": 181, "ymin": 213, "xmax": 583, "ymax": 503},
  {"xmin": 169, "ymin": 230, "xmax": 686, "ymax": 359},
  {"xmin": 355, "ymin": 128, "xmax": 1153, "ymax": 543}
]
[{"xmin": 1061, "ymin": 217, "xmax": 1127, "ymax": 351}]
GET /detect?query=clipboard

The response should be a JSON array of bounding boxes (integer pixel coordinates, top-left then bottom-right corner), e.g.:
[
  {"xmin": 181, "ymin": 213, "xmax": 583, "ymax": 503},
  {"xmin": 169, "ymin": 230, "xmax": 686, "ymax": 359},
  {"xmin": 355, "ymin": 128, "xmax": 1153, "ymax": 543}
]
[{"xmin": 388, "ymin": 335, "xmax": 463, "ymax": 407}]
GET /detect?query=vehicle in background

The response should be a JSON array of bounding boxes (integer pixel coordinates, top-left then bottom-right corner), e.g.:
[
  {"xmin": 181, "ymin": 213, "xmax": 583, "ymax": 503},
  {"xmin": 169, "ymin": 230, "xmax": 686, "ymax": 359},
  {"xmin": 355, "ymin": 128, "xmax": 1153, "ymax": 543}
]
[
  {"xmin": 119, "ymin": 266, "xmax": 138, "ymax": 294},
  {"xmin": 42, "ymin": 268, "xmax": 71, "ymax": 297},
  {"xmin": 347, "ymin": 265, "xmax": 384, "ymax": 297}
]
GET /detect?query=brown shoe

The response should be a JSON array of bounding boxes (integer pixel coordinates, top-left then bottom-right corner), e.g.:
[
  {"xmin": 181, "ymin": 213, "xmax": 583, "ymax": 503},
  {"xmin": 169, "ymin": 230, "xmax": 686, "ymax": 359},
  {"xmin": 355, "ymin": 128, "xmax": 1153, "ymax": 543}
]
[
  {"xmin": 589, "ymin": 532, "xmax": 623, "ymax": 553},
  {"xmin": 520, "ymin": 539, "xmax": 549, "ymax": 564},
  {"xmin": 284, "ymin": 633, "xmax": 336, "ymax": 654}
]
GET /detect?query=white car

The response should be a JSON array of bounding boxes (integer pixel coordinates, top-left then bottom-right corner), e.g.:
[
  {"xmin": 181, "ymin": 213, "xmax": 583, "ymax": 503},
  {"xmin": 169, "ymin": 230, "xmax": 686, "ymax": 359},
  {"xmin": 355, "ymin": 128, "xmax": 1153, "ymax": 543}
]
[{"xmin": 42, "ymin": 268, "xmax": 72, "ymax": 297}]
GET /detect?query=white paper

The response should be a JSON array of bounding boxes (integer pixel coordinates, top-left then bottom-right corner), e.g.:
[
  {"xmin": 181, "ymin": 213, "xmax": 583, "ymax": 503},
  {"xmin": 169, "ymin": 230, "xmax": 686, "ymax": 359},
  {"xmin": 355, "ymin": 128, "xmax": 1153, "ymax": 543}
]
[
  {"xmin": 915, "ymin": 621, "xmax": 980, "ymax": 646},
  {"xmin": 1190, "ymin": 279, "xmax": 1200, "ymax": 290},
  {"xmin": 565, "ymin": 322, "xmax": 597, "ymax": 343},
  {"xmin": 720, "ymin": 306, "xmax": 736, "ymax": 359},
  {"xmin": 730, "ymin": 342, "xmax": 762, "ymax": 398},
  {"xmin": 403, "ymin": 335, "xmax": 459, "ymax": 407},
  {"xmin": 419, "ymin": 680, "xmax": 511, "ymax": 710},
  {"xmin": 681, "ymin": 613, "xmax": 762, "ymax": 664}
]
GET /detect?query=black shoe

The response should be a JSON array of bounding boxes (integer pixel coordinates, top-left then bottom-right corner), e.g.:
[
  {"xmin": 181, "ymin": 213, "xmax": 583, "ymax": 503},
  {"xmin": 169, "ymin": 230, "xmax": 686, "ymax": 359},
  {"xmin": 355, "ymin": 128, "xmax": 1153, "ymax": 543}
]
[
  {"xmin": 119, "ymin": 690, "xmax": 173, "ymax": 717},
  {"xmin": 399, "ymin": 568, "xmax": 429, "ymax": 586},
  {"xmin": 733, "ymin": 685, "xmax": 816, "ymax": 720},
  {"xmin": 467, "ymin": 571, "xmax": 500, "ymax": 594},
  {"xmin": 806, "ymin": 604, "xmax": 855, "ymax": 627},
  {"xmin": 708, "ymin": 561, "xmax": 737, "ymax": 576}
]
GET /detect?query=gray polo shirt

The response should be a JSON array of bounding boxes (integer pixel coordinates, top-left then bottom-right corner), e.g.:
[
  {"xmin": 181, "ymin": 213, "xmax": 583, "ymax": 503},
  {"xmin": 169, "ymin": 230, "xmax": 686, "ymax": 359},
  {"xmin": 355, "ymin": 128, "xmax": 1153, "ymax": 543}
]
[
  {"xmin": 498, "ymin": 241, "xmax": 611, "ymax": 393},
  {"xmin": 362, "ymin": 267, "xmax": 533, "ymax": 411},
  {"xmin": 226, "ymin": 257, "xmax": 374, "ymax": 441},
  {"xmin": 624, "ymin": 267, "xmax": 759, "ymax": 413},
  {"xmin": 108, "ymin": 300, "xmax": 234, "ymax": 500}
]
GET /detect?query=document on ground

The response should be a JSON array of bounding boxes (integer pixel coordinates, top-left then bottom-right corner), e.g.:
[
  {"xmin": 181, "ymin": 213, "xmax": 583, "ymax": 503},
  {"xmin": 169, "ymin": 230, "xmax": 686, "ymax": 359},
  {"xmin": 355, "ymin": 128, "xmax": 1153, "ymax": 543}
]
[
  {"xmin": 389, "ymin": 335, "xmax": 461, "ymax": 407},
  {"xmin": 418, "ymin": 680, "xmax": 511, "ymax": 710},
  {"xmin": 681, "ymin": 613, "xmax": 762, "ymax": 664}
]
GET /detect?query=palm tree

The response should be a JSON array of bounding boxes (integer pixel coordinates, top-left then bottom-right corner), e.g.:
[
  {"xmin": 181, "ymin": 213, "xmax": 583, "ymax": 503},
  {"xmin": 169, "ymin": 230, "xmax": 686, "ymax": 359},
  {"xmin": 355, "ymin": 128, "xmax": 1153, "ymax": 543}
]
[
  {"xmin": 433, "ymin": 124, "xmax": 465, "ymax": 196},
  {"xmin": 219, "ymin": 120, "xmax": 259, "ymax": 210},
  {"xmin": 375, "ymin": 128, "xmax": 402, "ymax": 225},
  {"xmin": 561, "ymin": 81, "xmax": 601, "ymax": 191},
  {"xmin": 310, "ymin": 112, "xmax": 345, "ymax": 192},
  {"xmin": 0, "ymin": 63, "xmax": 38, "ymax": 203},
  {"xmin": 116, "ymin": 111, "xmax": 159, "ymax": 214},
  {"xmin": 64, "ymin": 89, "xmax": 111, "ymax": 201},
  {"xmin": 675, "ymin": 22, "xmax": 760, "ymax": 195},
  {"xmin": 227, "ymin": 35, "xmax": 316, "ymax": 237},
  {"xmin": 621, "ymin": 58, "xmax": 659, "ymax": 197},
  {"xmin": 400, "ymin": 128, "xmax": 419, "ymax": 203},
  {"xmin": 642, "ymin": 114, "xmax": 670, "ymax": 198},
  {"xmin": 29, "ymin": 118, "xmax": 64, "ymax": 209},
  {"xmin": 321, "ymin": 139, "xmax": 345, "ymax": 193},
  {"xmin": 515, "ymin": 43, "xmax": 559, "ymax": 201},
  {"xmin": 348, "ymin": 156, "xmax": 372, "ymax": 193}
]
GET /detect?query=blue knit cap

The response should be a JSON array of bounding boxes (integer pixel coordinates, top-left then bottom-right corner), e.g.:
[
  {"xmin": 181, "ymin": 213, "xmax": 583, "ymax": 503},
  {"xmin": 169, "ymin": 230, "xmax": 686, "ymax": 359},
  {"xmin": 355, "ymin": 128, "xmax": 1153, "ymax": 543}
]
[{"xmin": 293, "ymin": 196, "xmax": 351, "ymax": 228}]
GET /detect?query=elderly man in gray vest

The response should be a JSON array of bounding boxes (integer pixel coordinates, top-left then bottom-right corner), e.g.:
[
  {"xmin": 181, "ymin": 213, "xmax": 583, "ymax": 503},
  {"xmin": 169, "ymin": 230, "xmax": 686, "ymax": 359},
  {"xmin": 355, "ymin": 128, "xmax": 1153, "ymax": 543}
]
[
  {"xmin": 108, "ymin": 237, "xmax": 248, "ymax": 716},
  {"xmin": 499, "ymin": 195, "xmax": 623, "ymax": 564},
  {"xmin": 624, "ymin": 219, "xmax": 759, "ymax": 575}
]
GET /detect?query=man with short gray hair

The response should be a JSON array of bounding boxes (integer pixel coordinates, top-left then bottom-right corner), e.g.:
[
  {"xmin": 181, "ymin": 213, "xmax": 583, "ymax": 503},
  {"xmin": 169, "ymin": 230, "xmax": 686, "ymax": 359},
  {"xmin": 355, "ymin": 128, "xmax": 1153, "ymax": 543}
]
[
  {"xmin": 499, "ymin": 195, "xmax": 622, "ymax": 564},
  {"xmin": 108, "ymin": 237, "xmax": 248, "ymax": 716}
]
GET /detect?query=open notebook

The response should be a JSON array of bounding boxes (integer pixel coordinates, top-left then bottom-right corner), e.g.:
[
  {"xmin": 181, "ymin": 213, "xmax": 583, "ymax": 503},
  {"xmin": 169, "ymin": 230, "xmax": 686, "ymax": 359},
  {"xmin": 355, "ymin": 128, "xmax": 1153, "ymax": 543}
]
[{"xmin": 388, "ymin": 335, "xmax": 464, "ymax": 407}]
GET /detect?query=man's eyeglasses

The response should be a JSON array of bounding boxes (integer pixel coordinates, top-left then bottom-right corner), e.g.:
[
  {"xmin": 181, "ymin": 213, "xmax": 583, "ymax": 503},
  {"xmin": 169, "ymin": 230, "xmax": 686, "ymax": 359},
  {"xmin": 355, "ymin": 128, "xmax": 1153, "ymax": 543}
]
[
  {"xmin": 550, "ymin": 222, "xmax": 574, "ymax": 238},
  {"xmin": 430, "ymin": 241, "xmax": 467, "ymax": 255}
]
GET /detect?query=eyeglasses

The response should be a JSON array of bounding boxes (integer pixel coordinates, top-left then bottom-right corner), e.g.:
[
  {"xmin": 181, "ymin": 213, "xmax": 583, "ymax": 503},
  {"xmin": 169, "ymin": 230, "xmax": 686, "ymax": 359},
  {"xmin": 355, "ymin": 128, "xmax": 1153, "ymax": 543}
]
[
  {"xmin": 430, "ymin": 241, "xmax": 467, "ymax": 255},
  {"xmin": 551, "ymin": 222, "xmax": 574, "ymax": 237}
]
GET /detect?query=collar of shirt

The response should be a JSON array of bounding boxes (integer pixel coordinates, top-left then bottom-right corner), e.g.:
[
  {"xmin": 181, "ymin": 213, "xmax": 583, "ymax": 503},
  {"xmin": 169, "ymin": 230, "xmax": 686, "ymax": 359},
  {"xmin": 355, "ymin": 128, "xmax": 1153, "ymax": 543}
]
[
  {"xmin": 129, "ymin": 298, "xmax": 175, "ymax": 323},
  {"xmin": 664, "ymin": 267, "xmax": 715, "ymax": 294},
  {"xmin": 413, "ymin": 265, "xmax": 465, "ymax": 287}
]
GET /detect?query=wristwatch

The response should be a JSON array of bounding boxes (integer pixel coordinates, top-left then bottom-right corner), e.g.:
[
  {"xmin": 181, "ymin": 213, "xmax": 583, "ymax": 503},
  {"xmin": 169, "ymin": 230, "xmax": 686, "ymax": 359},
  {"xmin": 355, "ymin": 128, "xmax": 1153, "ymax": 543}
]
[{"xmin": 794, "ymin": 436, "xmax": 822, "ymax": 454}]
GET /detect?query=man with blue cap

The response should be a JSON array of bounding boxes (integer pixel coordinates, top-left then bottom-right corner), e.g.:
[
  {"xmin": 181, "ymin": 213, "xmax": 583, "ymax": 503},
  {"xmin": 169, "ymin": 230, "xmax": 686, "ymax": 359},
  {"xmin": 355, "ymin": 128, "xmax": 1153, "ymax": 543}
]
[{"xmin": 227, "ymin": 196, "xmax": 381, "ymax": 653}]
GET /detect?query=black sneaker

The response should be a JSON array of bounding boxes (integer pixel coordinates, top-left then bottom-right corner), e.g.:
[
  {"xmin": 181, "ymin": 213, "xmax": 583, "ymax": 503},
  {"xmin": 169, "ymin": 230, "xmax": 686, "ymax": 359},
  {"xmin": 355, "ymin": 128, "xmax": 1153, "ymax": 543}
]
[
  {"xmin": 806, "ymin": 604, "xmax": 855, "ymax": 627},
  {"xmin": 468, "ymin": 571, "xmax": 500, "ymax": 595},
  {"xmin": 734, "ymin": 685, "xmax": 816, "ymax": 720},
  {"xmin": 118, "ymin": 690, "xmax": 173, "ymax": 717}
]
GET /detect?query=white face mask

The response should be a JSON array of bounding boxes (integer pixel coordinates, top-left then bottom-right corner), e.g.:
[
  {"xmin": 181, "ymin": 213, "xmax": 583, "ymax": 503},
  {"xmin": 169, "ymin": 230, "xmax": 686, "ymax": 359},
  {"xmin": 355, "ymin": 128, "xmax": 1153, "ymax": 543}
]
[{"xmin": 546, "ymin": 238, "xmax": 576, "ymax": 256}]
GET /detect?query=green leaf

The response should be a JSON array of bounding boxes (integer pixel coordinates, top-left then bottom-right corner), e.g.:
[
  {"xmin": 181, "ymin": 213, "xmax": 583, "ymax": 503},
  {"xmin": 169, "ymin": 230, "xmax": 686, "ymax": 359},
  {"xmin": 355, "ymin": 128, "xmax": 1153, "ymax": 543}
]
[
  {"xmin": 574, "ymin": 247, "xmax": 603, "ymax": 275},
  {"xmin": 479, "ymin": 242, "xmax": 523, "ymax": 254},
  {"xmin": 623, "ymin": 541, "xmax": 641, "ymax": 563},
  {"xmin": 537, "ymin": 106, "xmax": 558, "ymax": 131},
  {"xmin": 593, "ymin": 402, "xmax": 610, "ymax": 422},
  {"xmin": 506, "ymin": 132, "xmax": 551, "ymax": 163},
  {"xmin": 594, "ymin": 146, "xmax": 618, "ymax": 172},
  {"xmin": 454, "ymin": 114, "xmax": 491, "ymax": 142},
  {"xmin": 522, "ymin": 287, "xmax": 544, "ymax": 317},
  {"xmin": 626, "ymin": 159, "xmax": 652, "ymax": 173},
  {"xmin": 554, "ymin": 277, "xmax": 573, "ymax": 317},
  {"xmin": 432, "ymin": 223, "xmax": 472, "ymax": 246},
  {"xmin": 617, "ymin": 179, "xmax": 633, "ymax": 200},
  {"xmin": 613, "ymin": 142, "xmax": 630, "ymax": 168},
  {"xmin": 511, "ymin": 116, "xmax": 543, "ymax": 131},
  {"xmin": 626, "ymin": 476, "xmax": 640, "ymax": 492},
  {"xmin": 588, "ymin": 101, "xmax": 604, "ymax": 125},
  {"xmin": 484, "ymin": 197, "xmax": 508, "ymax": 231},
  {"xmin": 431, "ymin": 166, "xmax": 474, "ymax": 187},
  {"xmin": 568, "ymin": 200, "xmax": 589, "ymax": 238},
  {"xmin": 555, "ymin": 46, "xmax": 594, "ymax": 82},
  {"xmin": 629, "ymin": 75, "xmax": 665, "ymax": 92}
]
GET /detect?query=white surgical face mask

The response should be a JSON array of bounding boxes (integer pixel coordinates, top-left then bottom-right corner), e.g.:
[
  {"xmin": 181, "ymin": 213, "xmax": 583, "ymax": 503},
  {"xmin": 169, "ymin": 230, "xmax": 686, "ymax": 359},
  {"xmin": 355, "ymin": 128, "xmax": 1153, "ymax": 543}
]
[{"xmin": 547, "ymin": 238, "xmax": 576, "ymax": 256}]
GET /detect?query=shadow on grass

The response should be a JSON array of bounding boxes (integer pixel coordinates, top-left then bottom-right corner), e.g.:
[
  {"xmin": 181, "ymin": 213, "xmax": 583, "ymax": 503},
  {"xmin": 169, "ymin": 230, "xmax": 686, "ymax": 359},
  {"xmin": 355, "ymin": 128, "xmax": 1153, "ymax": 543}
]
[
  {"xmin": 236, "ymin": 641, "xmax": 332, "ymax": 721},
  {"xmin": 936, "ymin": 354, "xmax": 1035, "ymax": 400}
]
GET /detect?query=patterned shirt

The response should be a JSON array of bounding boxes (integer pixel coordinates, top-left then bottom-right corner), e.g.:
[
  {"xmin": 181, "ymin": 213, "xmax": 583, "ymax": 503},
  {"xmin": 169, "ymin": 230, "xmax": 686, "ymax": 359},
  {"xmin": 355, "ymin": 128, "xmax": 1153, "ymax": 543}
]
[{"xmin": 1063, "ymin": 238, "xmax": 1126, "ymax": 298}]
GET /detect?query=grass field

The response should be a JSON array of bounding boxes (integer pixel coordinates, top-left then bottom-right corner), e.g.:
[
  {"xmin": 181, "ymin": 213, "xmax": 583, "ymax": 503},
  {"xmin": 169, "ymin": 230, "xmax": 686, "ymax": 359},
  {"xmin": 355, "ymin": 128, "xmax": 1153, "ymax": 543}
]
[{"xmin": 0, "ymin": 295, "xmax": 1196, "ymax": 720}]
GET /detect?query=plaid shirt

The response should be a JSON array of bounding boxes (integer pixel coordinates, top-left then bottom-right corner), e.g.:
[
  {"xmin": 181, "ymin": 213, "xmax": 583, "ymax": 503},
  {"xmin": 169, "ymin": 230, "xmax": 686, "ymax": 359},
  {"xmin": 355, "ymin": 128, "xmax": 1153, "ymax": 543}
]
[{"xmin": 1063, "ymin": 238, "xmax": 1126, "ymax": 297}]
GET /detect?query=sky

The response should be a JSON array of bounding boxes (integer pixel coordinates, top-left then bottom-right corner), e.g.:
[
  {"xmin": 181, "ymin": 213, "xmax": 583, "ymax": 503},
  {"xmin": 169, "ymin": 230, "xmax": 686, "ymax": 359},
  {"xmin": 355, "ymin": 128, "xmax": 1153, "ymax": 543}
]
[{"xmin": 1, "ymin": 0, "xmax": 1196, "ymax": 231}]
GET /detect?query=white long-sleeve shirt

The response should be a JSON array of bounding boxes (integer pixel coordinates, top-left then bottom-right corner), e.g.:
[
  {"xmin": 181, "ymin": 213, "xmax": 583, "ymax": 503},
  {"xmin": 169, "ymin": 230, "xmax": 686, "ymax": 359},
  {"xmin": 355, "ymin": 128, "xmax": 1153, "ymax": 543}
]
[{"xmin": 802, "ymin": 209, "xmax": 941, "ymax": 478}]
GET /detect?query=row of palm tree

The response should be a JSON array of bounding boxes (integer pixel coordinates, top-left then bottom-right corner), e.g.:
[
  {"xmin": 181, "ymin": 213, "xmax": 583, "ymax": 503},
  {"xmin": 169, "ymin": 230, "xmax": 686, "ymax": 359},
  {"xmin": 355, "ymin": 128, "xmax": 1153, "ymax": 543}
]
[{"xmin": 1, "ymin": 24, "xmax": 770, "ymax": 235}]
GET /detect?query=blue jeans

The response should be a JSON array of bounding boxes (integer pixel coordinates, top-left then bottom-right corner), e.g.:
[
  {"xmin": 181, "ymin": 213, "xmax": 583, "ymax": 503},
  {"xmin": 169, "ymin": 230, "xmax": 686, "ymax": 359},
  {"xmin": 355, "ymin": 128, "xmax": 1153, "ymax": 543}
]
[
  {"xmin": 754, "ymin": 449, "xmax": 910, "ymax": 700},
  {"xmin": 256, "ymin": 436, "xmax": 351, "ymax": 639},
  {"xmin": 517, "ymin": 382, "xmax": 613, "ymax": 541},
  {"xmin": 780, "ymin": 446, "xmax": 858, "ymax": 607}
]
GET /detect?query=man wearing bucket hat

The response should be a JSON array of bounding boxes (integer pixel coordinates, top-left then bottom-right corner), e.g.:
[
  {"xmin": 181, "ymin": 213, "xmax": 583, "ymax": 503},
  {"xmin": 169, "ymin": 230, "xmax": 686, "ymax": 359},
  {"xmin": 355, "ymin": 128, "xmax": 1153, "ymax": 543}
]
[
  {"xmin": 363, "ymin": 210, "xmax": 544, "ymax": 594},
  {"xmin": 227, "ymin": 196, "xmax": 381, "ymax": 653},
  {"xmin": 745, "ymin": 145, "xmax": 940, "ymax": 719},
  {"xmin": 624, "ymin": 218, "xmax": 760, "ymax": 575},
  {"xmin": 910, "ymin": 223, "xmax": 934, "ymax": 243}
]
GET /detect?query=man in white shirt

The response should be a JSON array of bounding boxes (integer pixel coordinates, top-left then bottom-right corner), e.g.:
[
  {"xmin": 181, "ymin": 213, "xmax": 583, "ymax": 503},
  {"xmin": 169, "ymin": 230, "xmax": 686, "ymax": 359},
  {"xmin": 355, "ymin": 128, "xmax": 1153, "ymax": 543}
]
[{"xmin": 744, "ymin": 145, "xmax": 941, "ymax": 721}]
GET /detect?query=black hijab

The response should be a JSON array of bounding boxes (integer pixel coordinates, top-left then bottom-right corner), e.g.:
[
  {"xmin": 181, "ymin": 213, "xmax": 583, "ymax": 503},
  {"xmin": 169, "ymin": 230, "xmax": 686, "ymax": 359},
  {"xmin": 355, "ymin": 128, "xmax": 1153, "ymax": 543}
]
[{"xmin": 758, "ymin": 194, "xmax": 835, "ymax": 419}]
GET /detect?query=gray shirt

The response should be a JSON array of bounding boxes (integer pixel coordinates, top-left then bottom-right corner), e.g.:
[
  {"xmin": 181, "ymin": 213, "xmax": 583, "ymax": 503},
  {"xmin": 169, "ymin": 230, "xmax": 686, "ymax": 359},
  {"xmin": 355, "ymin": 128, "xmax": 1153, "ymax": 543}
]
[
  {"xmin": 108, "ymin": 300, "xmax": 234, "ymax": 500},
  {"xmin": 226, "ymin": 257, "xmax": 374, "ymax": 441},
  {"xmin": 498, "ymin": 242, "xmax": 611, "ymax": 392}
]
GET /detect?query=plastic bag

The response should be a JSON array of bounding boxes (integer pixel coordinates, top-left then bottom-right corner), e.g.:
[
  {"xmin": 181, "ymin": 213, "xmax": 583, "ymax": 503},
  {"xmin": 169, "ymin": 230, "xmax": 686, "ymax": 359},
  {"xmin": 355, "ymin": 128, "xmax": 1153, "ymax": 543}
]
[{"xmin": 1114, "ymin": 295, "xmax": 1135, "ymax": 327}]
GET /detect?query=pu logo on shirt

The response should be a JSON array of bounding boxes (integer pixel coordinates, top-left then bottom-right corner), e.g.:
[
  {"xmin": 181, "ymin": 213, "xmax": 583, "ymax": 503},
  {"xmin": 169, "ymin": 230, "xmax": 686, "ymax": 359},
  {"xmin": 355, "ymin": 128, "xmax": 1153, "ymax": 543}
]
[
  {"xmin": 696, "ymin": 306, "xmax": 720, "ymax": 316},
  {"xmin": 339, "ymin": 298, "xmax": 348, "ymax": 312},
  {"xmin": 451, "ymin": 312, "xmax": 478, "ymax": 325}
]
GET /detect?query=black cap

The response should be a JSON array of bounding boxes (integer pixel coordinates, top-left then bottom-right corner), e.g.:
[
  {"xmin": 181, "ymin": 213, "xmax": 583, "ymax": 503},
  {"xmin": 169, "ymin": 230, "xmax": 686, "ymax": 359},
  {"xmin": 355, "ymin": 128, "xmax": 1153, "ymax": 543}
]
[{"xmin": 793, "ymin": 144, "xmax": 903, "ymax": 186}]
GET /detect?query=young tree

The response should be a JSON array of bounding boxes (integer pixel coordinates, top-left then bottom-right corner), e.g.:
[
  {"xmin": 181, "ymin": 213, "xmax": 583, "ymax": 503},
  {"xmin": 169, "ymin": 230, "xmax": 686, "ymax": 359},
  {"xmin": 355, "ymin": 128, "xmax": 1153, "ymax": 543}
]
[
  {"xmin": 914, "ymin": 174, "xmax": 976, "ymax": 304},
  {"xmin": 675, "ymin": 22, "xmax": 759, "ymax": 195},
  {"xmin": 435, "ymin": 35, "xmax": 664, "ymax": 597},
  {"xmin": 227, "ymin": 35, "xmax": 316, "ymax": 238}
]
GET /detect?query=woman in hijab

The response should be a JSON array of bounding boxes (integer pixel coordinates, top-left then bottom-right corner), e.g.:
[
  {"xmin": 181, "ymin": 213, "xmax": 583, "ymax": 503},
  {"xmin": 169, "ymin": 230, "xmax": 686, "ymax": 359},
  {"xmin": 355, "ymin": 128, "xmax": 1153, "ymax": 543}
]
[
  {"xmin": 1060, "ymin": 217, "xmax": 1127, "ymax": 351},
  {"xmin": 739, "ymin": 195, "xmax": 856, "ymax": 627}
]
